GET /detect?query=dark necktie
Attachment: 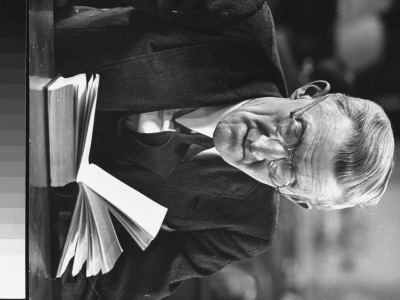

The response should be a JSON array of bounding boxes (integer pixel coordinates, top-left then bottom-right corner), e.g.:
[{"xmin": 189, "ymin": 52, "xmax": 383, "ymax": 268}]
[{"xmin": 116, "ymin": 127, "xmax": 214, "ymax": 177}]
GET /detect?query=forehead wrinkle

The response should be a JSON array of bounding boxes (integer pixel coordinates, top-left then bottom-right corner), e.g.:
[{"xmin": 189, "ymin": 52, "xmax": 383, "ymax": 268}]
[
  {"xmin": 294, "ymin": 118, "xmax": 318, "ymax": 194},
  {"xmin": 313, "ymin": 129, "xmax": 331, "ymax": 199},
  {"xmin": 284, "ymin": 97, "xmax": 346, "ymax": 201},
  {"xmin": 304, "ymin": 124, "xmax": 320, "ymax": 195},
  {"xmin": 297, "ymin": 107, "xmax": 332, "ymax": 198}
]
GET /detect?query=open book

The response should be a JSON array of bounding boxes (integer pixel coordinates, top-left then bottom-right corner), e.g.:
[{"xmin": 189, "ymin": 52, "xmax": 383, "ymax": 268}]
[{"xmin": 46, "ymin": 74, "xmax": 168, "ymax": 277}]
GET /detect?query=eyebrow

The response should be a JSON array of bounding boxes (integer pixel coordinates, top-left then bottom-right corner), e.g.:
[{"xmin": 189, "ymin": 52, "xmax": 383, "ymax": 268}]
[{"xmin": 290, "ymin": 115, "xmax": 309, "ymax": 148}]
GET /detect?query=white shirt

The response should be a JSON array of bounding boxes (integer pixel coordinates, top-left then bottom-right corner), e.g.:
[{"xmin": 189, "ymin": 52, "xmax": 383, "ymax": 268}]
[{"xmin": 125, "ymin": 100, "xmax": 249, "ymax": 159}]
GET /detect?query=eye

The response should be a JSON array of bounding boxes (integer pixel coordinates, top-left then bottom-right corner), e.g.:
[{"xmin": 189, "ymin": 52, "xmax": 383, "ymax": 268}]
[
  {"xmin": 287, "ymin": 178, "xmax": 299, "ymax": 191},
  {"xmin": 284, "ymin": 176, "xmax": 309, "ymax": 195},
  {"xmin": 269, "ymin": 159, "xmax": 296, "ymax": 187},
  {"xmin": 277, "ymin": 118, "xmax": 303, "ymax": 148},
  {"xmin": 293, "ymin": 117, "xmax": 306, "ymax": 135},
  {"xmin": 277, "ymin": 177, "xmax": 298, "ymax": 196}
]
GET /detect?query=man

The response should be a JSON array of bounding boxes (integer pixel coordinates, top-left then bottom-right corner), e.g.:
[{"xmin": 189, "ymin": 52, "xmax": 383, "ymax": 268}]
[{"xmin": 54, "ymin": 1, "xmax": 394, "ymax": 299}]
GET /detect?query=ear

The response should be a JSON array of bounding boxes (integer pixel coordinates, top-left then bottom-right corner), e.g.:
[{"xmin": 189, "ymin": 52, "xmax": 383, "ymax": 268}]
[
  {"xmin": 284, "ymin": 194, "xmax": 312, "ymax": 210},
  {"xmin": 290, "ymin": 80, "xmax": 330, "ymax": 100}
]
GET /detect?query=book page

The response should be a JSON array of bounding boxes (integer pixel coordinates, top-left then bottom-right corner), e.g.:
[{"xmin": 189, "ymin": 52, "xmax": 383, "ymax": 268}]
[
  {"xmin": 47, "ymin": 84, "xmax": 76, "ymax": 186},
  {"xmin": 74, "ymin": 75, "xmax": 89, "ymax": 168},
  {"xmin": 77, "ymin": 75, "xmax": 99, "ymax": 172},
  {"xmin": 78, "ymin": 164, "xmax": 167, "ymax": 247},
  {"xmin": 47, "ymin": 74, "xmax": 88, "ymax": 186},
  {"xmin": 56, "ymin": 188, "xmax": 84, "ymax": 278},
  {"xmin": 72, "ymin": 186, "xmax": 90, "ymax": 276},
  {"xmin": 86, "ymin": 192, "xmax": 94, "ymax": 277},
  {"xmin": 83, "ymin": 184, "xmax": 122, "ymax": 275},
  {"xmin": 102, "ymin": 200, "xmax": 152, "ymax": 251}
]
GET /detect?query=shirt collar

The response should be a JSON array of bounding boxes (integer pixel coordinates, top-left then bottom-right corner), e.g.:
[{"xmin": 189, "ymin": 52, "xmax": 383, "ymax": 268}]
[{"xmin": 174, "ymin": 100, "xmax": 250, "ymax": 138}]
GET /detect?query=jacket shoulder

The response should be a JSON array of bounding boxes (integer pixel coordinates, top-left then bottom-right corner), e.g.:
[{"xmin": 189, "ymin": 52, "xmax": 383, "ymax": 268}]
[{"xmin": 122, "ymin": 0, "xmax": 266, "ymax": 28}]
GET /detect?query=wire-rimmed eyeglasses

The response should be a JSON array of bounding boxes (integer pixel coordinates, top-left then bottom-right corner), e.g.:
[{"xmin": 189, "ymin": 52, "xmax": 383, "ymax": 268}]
[{"xmin": 269, "ymin": 80, "xmax": 331, "ymax": 210}]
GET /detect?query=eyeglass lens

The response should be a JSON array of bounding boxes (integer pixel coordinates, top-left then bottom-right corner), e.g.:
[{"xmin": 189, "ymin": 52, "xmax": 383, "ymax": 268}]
[
  {"xmin": 276, "ymin": 118, "xmax": 303, "ymax": 148},
  {"xmin": 269, "ymin": 159, "xmax": 295, "ymax": 187},
  {"xmin": 269, "ymin": 117, "xmax": 303, "ymax": 187}
]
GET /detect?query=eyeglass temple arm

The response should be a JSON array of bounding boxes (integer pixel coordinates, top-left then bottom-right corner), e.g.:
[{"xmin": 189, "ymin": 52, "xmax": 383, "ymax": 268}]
[{"xmin": 289, "ymin": 81, "xmax": 331, "ymax": 118}]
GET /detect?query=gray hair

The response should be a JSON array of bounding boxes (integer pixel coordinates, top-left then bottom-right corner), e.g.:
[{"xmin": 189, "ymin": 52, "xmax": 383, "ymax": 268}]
[{"xmin": 318, "ymin": 93, "xmax": 395, "ymax": 210}]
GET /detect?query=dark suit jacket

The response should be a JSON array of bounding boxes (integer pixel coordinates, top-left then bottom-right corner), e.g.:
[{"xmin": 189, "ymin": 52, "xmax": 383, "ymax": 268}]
[{"xmin": 55, "ymin": 1, "xmax": 286, "ymax": 299}]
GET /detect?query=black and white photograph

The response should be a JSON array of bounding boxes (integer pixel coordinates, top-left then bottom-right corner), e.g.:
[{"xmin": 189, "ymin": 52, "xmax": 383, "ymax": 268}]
[{"xmin": 24, "ymin": 0, "xmax": 400, "ymax": 299}]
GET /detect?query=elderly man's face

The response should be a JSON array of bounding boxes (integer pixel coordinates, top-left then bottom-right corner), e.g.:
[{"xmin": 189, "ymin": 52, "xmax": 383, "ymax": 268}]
[{"xmin": 213, "ymin": 94, "xmax": 353, "ymax": 206}]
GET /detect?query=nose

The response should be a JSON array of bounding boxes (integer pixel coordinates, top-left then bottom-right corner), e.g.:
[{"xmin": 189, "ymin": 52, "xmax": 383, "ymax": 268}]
[{"xmin": 249, "ymin": 136, "xmax": 287, "ymax": 161}]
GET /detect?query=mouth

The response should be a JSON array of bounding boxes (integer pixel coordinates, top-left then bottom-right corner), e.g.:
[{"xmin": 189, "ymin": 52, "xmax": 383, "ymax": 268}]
[
  {"xmin": 241, "ymin": 128, "xmax": 251, "ymax": 161},
  {"xmin": 242, "ymin": 128, "xmax": 266, "ymax": 164}
]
